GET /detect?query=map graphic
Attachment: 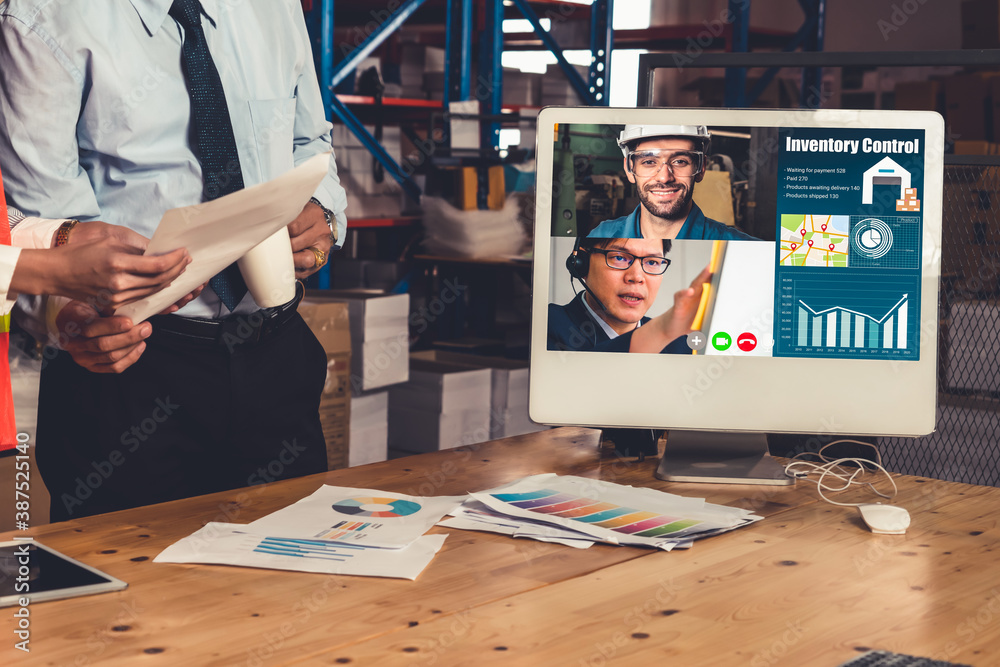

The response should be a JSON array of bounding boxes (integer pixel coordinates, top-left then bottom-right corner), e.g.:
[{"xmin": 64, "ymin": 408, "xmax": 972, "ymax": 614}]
[{"xmin": 780, "ymin": 214, "xmax": 850, "ymax": 267}]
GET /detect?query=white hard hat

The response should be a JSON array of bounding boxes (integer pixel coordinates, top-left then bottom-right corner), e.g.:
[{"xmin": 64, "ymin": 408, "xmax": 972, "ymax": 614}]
[{"xmin": 617, "ymin": 124, "xmax": 711, "ymax": 157}]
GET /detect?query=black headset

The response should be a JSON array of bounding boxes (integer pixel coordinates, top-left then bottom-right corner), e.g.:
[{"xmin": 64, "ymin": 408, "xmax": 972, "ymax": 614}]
[
  {"xmin": 565, "ymin": 237, "xmax": 590, "ymax": 282},
  {"xmin": 566, "ymin": 237, "xmax": 609, "ymax": 318}
]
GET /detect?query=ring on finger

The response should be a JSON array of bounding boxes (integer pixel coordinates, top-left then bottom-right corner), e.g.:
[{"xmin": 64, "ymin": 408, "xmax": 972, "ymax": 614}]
[{"xmin": 308, "ymin": 246, "xmax": 327, "ymax": 269}]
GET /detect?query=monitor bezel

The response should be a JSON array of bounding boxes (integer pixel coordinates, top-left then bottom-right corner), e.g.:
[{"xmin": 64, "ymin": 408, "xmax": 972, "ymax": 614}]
[{"xmin": 529, "ymin": 106, "xmax": 943, "ymax": 438}]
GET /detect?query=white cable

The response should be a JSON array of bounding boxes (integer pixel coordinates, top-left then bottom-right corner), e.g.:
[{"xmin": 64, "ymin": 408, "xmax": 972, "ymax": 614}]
[{"xmin": 784, "ymin": 440, "xmax": 899, "ymax": 507}]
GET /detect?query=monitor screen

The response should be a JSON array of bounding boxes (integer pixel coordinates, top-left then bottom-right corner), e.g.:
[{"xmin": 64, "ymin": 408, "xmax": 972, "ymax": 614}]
[{"xmin": 529, "ymin": 107, "xmax": 942, "ymax": 478}]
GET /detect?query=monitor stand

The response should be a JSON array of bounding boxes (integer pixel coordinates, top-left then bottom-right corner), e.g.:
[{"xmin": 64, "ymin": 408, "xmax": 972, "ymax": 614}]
[{"xmin": 655, "ymin": 430, "xmax": 793, "ymax": 486}]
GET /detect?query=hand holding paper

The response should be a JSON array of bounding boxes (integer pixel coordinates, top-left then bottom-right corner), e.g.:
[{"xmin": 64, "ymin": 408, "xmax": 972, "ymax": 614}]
[{"xmin": 116, "ymin": 153, "xmax": 331, "ymax": 322}]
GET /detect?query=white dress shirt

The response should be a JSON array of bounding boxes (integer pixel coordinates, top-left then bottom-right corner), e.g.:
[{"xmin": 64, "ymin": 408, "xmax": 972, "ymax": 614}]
[
  {"xmin": 0, "ymin": 0, "xmax": 349, "ymax": 329},
  {"xmin": 1, "ymin": 210, "xmax": 66, "ymax": 316}
]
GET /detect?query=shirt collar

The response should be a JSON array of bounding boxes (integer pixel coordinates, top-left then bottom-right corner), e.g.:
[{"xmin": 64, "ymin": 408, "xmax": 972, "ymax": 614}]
[
  {"xmin": 130, "ymin": 0, "xmax": 219, "ymax": 35},
  {"xmin": 630, "ymin": 203, "xmax": 703, "ymax": 240},
  {"xmin": 627, "ymin": 206, "xmax": 642, "ymax": 238},
  {"xmin": 580, "ymin": 292, "xmax": 640, "ymax": 340},
  {"xmin": 673, "ymin": 204, "xmax": 703, "ymax": 240}
]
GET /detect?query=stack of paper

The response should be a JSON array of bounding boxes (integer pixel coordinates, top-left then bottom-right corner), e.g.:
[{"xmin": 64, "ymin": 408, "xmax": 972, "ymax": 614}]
[
  {"xmin": 439, "ymin": 474, "xmax": 761, "ymax": 551},
  {"xmin": 155, "ymin": 486, "xmax": 465, "ymax": 580}
]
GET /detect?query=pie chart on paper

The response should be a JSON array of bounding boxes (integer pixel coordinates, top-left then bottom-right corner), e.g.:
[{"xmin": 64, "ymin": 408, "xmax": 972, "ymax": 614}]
[{"xmin": 331, "ymin": 497, "xmax": 422, "ymax": 518}]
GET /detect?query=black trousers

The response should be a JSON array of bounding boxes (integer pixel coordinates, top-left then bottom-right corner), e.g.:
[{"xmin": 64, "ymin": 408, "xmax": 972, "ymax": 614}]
[{"xmin": 37, "ymin": 311, "xmax": 328, "ymax": 522}]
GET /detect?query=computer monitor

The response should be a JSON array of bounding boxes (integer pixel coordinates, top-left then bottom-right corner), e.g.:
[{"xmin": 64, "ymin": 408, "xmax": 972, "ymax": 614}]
[{"xmin": 529, "ymin": 107, "xmax": 943, "ymax": 485}]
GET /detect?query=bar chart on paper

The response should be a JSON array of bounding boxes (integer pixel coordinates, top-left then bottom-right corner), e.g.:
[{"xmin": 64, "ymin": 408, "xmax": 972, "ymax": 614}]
[{"xmin": 775, "ymin": 271, "xmax": 920, "ymax": 359}]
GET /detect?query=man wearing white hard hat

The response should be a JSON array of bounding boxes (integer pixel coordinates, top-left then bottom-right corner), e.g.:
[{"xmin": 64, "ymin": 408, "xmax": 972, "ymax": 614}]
[{"xmin": 588, "ymin": 125, "xmax": 758, "ymax": 240}]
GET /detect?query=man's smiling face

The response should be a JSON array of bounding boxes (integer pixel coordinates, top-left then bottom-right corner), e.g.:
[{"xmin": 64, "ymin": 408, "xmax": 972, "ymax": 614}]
[
  {"xmin": 584, "ymin": 237, "xmax": 666, "ymax": 335},
  {"xmin": 624, "ymin": 137, "xmax": 704, "ymax": 222}
]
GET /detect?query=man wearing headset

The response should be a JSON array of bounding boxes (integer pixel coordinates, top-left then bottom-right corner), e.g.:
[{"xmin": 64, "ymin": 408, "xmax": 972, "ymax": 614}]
[
  {"xmin": 588, "ymin": 125, "xmax": 758, "ymax": 241},
  {"xmin": 548, "ymin": 236, "xmax": 710, "ymax": 353}
]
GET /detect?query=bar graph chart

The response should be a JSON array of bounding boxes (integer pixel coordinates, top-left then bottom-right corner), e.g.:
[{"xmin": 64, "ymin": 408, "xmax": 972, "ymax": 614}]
[
  {"xmin": 796, "ymin": 294, "xmax": 908, "ymax": 350},
  {"xmin": 775, "ymin": 270, "xmax": 920, "ymax": 359}
]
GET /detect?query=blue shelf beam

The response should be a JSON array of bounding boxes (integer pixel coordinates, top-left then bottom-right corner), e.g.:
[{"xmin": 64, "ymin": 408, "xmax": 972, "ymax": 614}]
[
  {"xmin": 588, "ymin": 0, "xmax": 614, "ymax": 105},
  {"xmin": 443, "ymin": 0, "xmax": 473, "ymax": 103},
  {"xmin": 330, "ymin": 0, "xmax": 430, "ymax": 89},
  {"xmin": 799, "ymin": 0, "xmax": 825, "ymax": 108},
  {"xmin": 724, "ymin": 0, "xmax": 750, "ymax": 108},
  {"xmin": 319, "ymin": 0, "xmax": 334, "ymax": 116},
  {"xmin": 729, "ymin": 0, "xmax": 826, "ymax": 107}
]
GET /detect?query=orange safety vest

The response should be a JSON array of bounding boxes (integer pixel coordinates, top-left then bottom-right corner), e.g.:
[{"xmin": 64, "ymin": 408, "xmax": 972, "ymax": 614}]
[{"xmin": 0, "ymin": 165, "xmax": 17, "ymax": 451}]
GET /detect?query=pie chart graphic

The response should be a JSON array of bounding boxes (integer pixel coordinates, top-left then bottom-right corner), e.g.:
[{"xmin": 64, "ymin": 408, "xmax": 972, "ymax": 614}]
[
  {"xmin": 331, "ymin": 497, "xmax": 422, "ymax": 518},
  {"xmin": 851, "ymin": 218, "xmax": 893, "ymax": 259}
]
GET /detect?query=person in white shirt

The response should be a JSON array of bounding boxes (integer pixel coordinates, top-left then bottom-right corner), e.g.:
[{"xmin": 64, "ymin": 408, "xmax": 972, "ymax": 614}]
[{"xmin": 1, "ymin": 0, "xmax": 349, "ymax": 520}]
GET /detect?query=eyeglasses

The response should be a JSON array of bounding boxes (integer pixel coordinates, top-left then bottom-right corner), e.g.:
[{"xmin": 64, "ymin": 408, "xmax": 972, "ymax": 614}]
[
  {"xmin": 628, "ymin": 149, "xmax": 704, "ymax": 178},
  {"xmin": 588, "ymin": 248, "xmax": 672, "ymax": 275}
]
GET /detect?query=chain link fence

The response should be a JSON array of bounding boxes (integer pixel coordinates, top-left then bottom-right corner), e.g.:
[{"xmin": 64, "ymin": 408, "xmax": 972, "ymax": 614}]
[{"xmin": 879, "ymin": 162, "xmax": 1000, "ymax": 486}]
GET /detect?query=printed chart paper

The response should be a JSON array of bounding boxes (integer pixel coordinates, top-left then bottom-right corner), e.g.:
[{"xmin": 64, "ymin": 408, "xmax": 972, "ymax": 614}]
[
  {"xmin": 246, "ymin": 485, "xmax": 466, "ymax": 549},
  {"xmin": 467, "ymin": 474, "xmax": 760, "ymax": 550},
  {"xmin": 154, "ymin": 523, "xmax": 446, "ymax": 580}
]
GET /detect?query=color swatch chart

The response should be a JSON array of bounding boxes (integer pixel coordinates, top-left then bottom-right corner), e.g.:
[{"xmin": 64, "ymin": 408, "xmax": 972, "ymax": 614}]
[
  {"xmin": 492, "ymin": 489, "xmax": 699, "ymax": 538},
  {"xmin": 314, "ymin": 520, "xmax": 385, "ymax": 542}
]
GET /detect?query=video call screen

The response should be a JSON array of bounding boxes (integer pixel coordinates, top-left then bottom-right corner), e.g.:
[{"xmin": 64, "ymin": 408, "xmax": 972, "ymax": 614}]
[{"xmin": 548, "ymin": 123, "xmax": 926, "ymax": 361}]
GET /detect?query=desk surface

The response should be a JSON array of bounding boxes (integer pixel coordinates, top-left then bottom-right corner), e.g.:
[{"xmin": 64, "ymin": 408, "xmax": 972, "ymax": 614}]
[{"xmin": 4, "ymin": 428, "xmax": 999, "ymax": 666}]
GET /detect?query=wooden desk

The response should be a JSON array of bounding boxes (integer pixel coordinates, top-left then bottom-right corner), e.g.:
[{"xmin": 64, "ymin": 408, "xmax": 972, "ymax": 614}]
[{"xmin": 4, "ymin": 428, "xmax": 999, "ymax": 666}]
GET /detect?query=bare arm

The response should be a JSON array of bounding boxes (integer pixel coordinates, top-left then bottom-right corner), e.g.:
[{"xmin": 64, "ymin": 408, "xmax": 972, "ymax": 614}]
[{"xmin": 10, "ymin": 221, "xmax": 191, "ymax": 311}]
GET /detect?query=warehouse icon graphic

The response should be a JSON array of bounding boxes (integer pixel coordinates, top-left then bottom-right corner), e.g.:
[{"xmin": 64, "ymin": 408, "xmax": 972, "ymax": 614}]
[{"xmin": 862, "ymin": 156, "xmax": 911, "ymax": 205}]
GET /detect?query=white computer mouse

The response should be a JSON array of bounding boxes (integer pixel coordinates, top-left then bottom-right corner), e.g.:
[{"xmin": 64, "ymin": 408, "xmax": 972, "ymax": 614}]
[{"xmin": 856, "ymin": 503, "xmax": 910, "ymax": 534}]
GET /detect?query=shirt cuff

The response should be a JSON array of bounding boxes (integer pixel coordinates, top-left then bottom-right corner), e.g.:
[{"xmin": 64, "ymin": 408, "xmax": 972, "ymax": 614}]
[
  {"xmin": 10, "ymin": 216, "xmax": 70, "ymax": 250},
  {"xmin": 0, "ymin": 245, "xmax": 23, "ymax": 317}
]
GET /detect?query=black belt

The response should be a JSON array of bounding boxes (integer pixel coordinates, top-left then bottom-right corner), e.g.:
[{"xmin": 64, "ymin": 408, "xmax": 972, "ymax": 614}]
[{"xmin": 149, "ymin": 285, "xmax": 303, "ymax": 347}]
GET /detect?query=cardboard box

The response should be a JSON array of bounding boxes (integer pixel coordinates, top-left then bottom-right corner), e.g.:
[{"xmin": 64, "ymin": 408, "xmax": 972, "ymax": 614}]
[
  {"xmin": 945, "ymin": 73, "xmax": 995, "ymax": 141},
  {"xmin": 953, "ymin": 140, "xmax": 1000, "ymax": 155},
  {"xmin": 894, "ymin": 80, "xmax": 942, "ymax": 113},
  {"xmin": 298, "ymin": 299, "xmax": 351, "ymax": 355},
  {"xmin": 298, "ymin": 299, "xmax": 353, "ymax": 470},
  {"xmin": 991, "ymin": 77, "xmax": 1000, "ymax": 145},
  {"xmin": 306, "ymin": 290, "xmax": 409, "ymax": 391},
  {"xmin": 962, "ymin": 0, "xmax": 1000, "ymax": 49}
]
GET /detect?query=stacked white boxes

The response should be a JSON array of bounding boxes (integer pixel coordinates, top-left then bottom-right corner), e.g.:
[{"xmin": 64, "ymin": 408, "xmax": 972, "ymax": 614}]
[
  {"xmin": 349, "ymin": 391, "xmax": 389, "ymax": 467},
  {"xmin": 388, "ymin": 358, "xmax": 492, "ymax": 453},
  {"xmin": 306, "ymin": 290, "xmax": 410, "ymax": 393},
  {"xmin": 330, "ymin": 123, "xmax": 405, "ymax": 218},
  {"xmin": 411, "ymin": 350, "xmax": 547, "ymax": 439}
]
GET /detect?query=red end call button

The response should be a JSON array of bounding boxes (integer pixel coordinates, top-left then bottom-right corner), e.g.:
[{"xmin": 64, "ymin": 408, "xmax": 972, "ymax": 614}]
[{"xmin": 737, "ymin": 333, "xmax": 757, "ymax": 352}]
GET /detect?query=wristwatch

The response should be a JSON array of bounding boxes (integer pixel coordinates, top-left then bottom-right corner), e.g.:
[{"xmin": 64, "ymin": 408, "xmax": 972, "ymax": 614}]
[
  {"xmin": 54, "ymin": 219, "xmax": 79, "ymax": 247},
  {"xmin": 309, "ymin": 197, "xmax": 338, "ymax": 245}
]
